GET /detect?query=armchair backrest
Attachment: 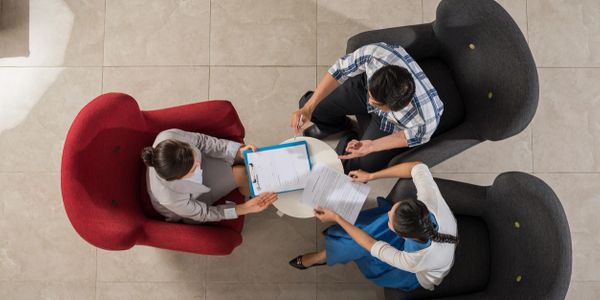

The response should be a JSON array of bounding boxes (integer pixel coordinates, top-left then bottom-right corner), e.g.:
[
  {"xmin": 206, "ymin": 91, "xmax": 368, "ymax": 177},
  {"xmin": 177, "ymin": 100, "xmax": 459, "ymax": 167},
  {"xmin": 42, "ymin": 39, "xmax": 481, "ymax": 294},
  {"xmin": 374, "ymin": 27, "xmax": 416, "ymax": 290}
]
[
  {"xmin": 433, "ymin": 0, "xmax": 538, "ymax": 141},
  {"xmin": 484, "ymin": 173, "xmax": 571, "ymax": 299},
  {"xmin": 61, "ymin": 93, "xmax": 151, "ymax": 249}
]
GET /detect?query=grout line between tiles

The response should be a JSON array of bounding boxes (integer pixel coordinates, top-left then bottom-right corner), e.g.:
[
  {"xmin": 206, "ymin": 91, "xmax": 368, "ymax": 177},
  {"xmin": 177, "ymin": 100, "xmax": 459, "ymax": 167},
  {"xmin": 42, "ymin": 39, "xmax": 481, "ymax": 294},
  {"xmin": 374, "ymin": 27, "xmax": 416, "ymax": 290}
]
[
  {"xmin": 96, "ymin": 1, "xmax": 107, "ymax": 298},
  {"xmin": 95, "ymin": 248, "xmax": 98, "ymax": 299},
  {"xmin": 315, "ymin": 1, "xmax": 319, "ymax": 297},
  {"xmin": 525, "ymin": 0, "xmax": 529, "ymax": 41},
  {"xmin": 313, "ymin": 0, "xmax": 319, "ymax": 300},
  {"xmin": 206, "ymin": 3, "xmax": 212, "ymax": 298},
  {"xmin": 10, "ymin": 65, "xmax": 600, "ymax": 68},
  {"xmin": 421, "ymin": 0, "xmax": 424, "ymax": 23},
  {"xmin": 0, "ymin": 65, "xmax": 331, "ymax": 68},
  {"xmin": 5, "ymin": 65, "xmax": 600, "ymax": 69},
  {"xmin": 208, "ymin": 0, "xmax": 212, "ymax": 101}
]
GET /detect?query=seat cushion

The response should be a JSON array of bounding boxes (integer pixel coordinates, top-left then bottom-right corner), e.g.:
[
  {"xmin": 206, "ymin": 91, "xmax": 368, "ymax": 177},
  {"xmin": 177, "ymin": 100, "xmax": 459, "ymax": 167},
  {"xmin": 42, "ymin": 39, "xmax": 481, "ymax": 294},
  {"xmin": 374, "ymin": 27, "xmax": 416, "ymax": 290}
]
[
  {"xmin": 384, "ymin": 216, "xmax": 490, "ymax": 299},
  {"xmin": 417, "ymin": 58, "xmax": 464, "ymax": 137}
]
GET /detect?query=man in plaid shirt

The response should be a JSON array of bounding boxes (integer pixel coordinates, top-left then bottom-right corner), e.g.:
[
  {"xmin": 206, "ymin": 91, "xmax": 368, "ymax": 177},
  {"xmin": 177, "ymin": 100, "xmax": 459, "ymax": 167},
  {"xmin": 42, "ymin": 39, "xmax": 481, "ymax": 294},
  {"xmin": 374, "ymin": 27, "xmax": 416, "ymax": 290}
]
[{"xmin": 290, "ymin": 42, "xmax": 444, "ymax": 173}]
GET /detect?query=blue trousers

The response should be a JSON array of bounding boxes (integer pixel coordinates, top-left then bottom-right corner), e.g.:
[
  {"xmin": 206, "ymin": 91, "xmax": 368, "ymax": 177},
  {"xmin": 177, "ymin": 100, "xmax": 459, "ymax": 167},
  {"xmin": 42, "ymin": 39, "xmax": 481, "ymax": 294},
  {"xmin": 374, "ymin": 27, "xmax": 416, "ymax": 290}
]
[{"xmin": 324, "ymin": 198, "xmax": 422, "ymax": 291}]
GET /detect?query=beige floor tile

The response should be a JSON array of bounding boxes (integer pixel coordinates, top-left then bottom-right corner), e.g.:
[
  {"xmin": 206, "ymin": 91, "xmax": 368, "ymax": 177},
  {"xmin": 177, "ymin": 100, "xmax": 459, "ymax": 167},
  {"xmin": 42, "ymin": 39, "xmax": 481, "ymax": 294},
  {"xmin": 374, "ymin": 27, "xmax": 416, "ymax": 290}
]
[
  {"xmin": 317, "ymin": 0, "xmax": 421, "ymax": 65},
  {"xmin": 97, "ymin": 246, "xmax": 206, "ymax": 282},
  {"xmin": 535, "ymin": 173, "xmax": 600, "ymax": 235},
  {"xmin": 528, "ymin": 0, "xmax": 600, "ymax": 67},
  {"xmin": 209, "ymin": 67, "xmax": 315, "ymax": 146},
  {"xmin": 102, "ymin": 66, "xmax": 209, "ymax": 110},
  {"xmin": 104, "ymin": 0, "xmax": 210, "ymax": 66},
  {"xmin": 210, "ymin": 0, "xmax": 316, "ymax": 66},
  {"xmin": 97, "ymin": 282, "xmax": 205, "ymax": 300},
  {"xmin": 533, "ymin": 68, "xmax": 600, "ymax": 172},
  {"xmin": 540, "ymin": 174, "xmax": 599, "ymax": 282},
  {"xmin": 206, "ymin": 283, "xmax": 316, "ymax": 300},
  {"xmin": 0, "ymin": 0, "xmax": 105, "ymax": 66},
  {"xmin": 0, "ymin": 173, "xmax": 96, "ymax": 281},
  {"xmin": 432, "ymin": 126, "xmax": 533, "ymax": 173},
  {"xmin": 0, "ymin": 67, "xmax": 101, "ymax": 172},
  {"xmin": 317, "ymin": 283, "xmax": 384, "ymax": 300},
  {"xmin": 0, "ymin": 281, "xmax": 95, "ymax": 300},
  {"xmin": 566, "ymin": 281, "xmax": 600, "ymax": 300},
  {"xmin": 207, "ymin": 207, "xmax": 317, "ymax": 283},
  {"xmin": 571, "ymin": 231, "xmax": 600, "ymax": 281},
  {"xmin": 423, "ymin": 0, "xmax": 528, "ymax": 40}
]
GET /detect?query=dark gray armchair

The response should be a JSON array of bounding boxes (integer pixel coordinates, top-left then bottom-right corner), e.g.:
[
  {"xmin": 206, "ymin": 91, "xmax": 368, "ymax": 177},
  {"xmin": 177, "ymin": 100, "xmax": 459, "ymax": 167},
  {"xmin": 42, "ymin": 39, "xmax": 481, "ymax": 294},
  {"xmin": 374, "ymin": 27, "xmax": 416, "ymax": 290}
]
[
  {"xmin": 347, "ymin": 0, "xmax": 538, "ymax": 167},
  {"xmin": 384, "ymin": 173, "xmax": 572, "ymax": 300}
]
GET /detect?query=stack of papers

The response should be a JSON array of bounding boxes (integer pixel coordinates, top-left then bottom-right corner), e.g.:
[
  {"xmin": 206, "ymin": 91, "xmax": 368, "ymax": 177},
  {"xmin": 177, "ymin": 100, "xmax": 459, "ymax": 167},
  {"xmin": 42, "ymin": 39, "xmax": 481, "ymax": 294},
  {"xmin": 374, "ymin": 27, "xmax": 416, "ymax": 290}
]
[{"xmin": 301, "ymin": 163, "xmax": 370, "ymax": 224}]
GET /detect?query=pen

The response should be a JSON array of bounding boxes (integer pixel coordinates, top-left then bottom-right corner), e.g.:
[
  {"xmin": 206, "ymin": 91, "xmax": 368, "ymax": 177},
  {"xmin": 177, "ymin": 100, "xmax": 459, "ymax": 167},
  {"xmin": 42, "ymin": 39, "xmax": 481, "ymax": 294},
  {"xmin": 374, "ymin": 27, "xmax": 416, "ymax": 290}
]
[{"xmin": 294, "ymin": 115, "xmax": 303, "ymax": 140}]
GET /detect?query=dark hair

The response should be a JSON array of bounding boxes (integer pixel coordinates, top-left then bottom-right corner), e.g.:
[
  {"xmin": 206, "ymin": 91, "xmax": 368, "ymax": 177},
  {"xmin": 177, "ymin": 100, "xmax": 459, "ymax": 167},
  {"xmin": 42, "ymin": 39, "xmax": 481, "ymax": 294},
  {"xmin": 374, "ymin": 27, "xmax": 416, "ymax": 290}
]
[
  {"xmin": 368, "ymin": 65, "xmax": 415, "ymax": 111},
  {"xmin": 392, "ymin": 198, "xmax": 459, "ymax": 244},
  {"xmin": 141, "ymin": 139, "xmax": 194, "ymax": 181}
]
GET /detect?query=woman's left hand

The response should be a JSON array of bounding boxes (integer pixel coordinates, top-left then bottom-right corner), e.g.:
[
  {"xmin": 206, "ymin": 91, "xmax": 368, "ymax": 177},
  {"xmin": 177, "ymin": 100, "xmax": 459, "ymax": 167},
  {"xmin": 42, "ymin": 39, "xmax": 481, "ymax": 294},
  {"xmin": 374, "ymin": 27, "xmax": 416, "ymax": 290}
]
[
  {"xmin": 314, "ymin": 207, "xmax": 340, "ymax": 223},
  {"xmin": 236, "ymin": 144, "xmax": 257, "ymax": 162}
]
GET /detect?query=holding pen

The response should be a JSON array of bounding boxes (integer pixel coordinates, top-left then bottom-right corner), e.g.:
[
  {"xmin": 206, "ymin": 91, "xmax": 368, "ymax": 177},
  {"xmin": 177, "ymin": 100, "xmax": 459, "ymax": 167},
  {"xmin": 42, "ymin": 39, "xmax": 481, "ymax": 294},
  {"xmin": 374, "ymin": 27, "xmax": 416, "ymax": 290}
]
[{"xmin": 294, "ymin": 115, "xmax": 303, "ymax": 140}]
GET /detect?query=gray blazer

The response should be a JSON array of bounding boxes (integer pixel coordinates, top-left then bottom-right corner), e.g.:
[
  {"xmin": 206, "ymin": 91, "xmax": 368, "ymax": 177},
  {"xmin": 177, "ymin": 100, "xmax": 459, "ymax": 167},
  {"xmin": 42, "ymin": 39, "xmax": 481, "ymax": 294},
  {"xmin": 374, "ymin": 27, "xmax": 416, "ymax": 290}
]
[{"xmin": 146, "ymin": 129, "xmax": 242, "ymax": 223}]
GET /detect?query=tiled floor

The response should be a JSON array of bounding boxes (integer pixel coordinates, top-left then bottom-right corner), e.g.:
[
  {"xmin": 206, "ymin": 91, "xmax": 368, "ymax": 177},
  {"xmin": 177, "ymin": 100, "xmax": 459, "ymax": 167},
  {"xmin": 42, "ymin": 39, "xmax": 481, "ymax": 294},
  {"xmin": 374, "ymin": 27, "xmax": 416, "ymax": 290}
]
[{"xmin": 0, "ymin": 0, "xmax": 598, "ymax": 299}]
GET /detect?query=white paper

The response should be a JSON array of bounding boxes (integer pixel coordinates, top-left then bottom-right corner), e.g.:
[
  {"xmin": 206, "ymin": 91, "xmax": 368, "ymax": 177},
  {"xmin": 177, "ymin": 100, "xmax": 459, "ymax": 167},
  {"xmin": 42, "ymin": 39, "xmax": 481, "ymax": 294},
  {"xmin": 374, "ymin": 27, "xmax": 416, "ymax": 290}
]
[
  {"xmin": 245, "ymin": 143, "xmax": 311, "ymax": 196},
  {"xmin": 301, "ymin": 163, "xmax": 370, "ymax": 224}
]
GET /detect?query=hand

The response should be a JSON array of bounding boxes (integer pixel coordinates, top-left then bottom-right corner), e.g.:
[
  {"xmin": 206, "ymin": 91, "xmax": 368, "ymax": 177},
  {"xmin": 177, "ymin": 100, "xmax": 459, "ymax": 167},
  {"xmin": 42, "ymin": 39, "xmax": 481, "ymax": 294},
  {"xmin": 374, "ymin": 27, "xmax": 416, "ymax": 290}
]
[
  {"xmin": 236, "ymin": 192, "xmax": 278, "ymax": 215},
  {"xmin": 235, "ymin": 144, "xmax": 257, "ymax": 163},
  {"xmin": 338, "ymin": 140, "xmax": 374, "ymax": 160},
  {"xmin": 314, "ymin": 207, "xmax": 340, "ymax": 223},
  {"xmin": 290, "ymin": 106, "xmax": 313, "ymax": 135},
  {"xmin": 348, "ymin": 169, "xmax": 373, "ymax": 183}
]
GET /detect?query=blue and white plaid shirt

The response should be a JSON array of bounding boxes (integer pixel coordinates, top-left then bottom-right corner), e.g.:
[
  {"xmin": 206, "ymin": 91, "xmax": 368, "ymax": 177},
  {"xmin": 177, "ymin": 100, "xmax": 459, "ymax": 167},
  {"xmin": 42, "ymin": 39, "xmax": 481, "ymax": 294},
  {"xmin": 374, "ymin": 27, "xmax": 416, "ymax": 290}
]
[{"xmin": 328, "ymin": 42, "xmax": 444, "ymax": 147}]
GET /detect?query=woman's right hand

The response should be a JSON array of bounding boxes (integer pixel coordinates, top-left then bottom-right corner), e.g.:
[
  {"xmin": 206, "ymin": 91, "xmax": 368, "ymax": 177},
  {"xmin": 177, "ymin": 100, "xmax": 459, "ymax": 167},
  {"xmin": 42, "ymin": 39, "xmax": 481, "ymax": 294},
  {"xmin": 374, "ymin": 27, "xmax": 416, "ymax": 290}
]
[
  {"xmin": 348, "ymin": 169, "xmax": 374, "ymax": 183},
  {"xmin": 290, "ymin": 106, "xmax": 313, "ymax": 135},
  {"xmin": 236, "ymin": 192, "xmax": 278, "ymax": 215}
]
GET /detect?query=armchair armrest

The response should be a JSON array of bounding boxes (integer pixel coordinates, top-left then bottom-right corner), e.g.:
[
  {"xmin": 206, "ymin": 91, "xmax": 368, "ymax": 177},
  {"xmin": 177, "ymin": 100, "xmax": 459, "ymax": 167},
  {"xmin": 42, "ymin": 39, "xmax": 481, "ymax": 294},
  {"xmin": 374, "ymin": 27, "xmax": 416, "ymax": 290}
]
[
  {"xmin": 388, "ymin": 123, "xmax": 481, "ymax": 168},
  {"xmin": 143, "ymin": 100, "xmax": 245, "ymax": 143}
]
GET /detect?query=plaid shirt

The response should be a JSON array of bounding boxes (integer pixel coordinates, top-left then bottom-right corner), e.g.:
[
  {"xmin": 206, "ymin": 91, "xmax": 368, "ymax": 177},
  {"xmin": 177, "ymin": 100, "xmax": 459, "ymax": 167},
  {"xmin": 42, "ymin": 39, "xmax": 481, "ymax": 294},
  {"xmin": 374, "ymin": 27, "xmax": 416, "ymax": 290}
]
[{"xmin": 328, "ymin": 42, "xmax": 444, "ymax": 147}]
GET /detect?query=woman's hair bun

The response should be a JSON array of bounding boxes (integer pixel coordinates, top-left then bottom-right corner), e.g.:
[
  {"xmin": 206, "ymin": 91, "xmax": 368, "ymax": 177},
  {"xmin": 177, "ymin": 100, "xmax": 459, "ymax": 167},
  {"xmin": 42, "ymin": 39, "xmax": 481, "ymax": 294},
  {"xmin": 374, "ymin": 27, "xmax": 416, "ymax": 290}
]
[{"xmin": 141, "ymin": 146, "xmax": 155, "ymax": 167}]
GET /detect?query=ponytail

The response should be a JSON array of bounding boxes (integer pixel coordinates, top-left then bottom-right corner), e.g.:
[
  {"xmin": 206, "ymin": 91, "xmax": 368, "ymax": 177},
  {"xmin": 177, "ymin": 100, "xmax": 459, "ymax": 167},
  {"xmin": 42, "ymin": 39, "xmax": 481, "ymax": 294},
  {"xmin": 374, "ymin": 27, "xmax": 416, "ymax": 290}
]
[
  {"xmin": 421, "ymin": 213, "xmax": 459, "ymax": 244},
  {"xmin": 392, "ymin": 197, "xmax": 459, "ymax": 245}
]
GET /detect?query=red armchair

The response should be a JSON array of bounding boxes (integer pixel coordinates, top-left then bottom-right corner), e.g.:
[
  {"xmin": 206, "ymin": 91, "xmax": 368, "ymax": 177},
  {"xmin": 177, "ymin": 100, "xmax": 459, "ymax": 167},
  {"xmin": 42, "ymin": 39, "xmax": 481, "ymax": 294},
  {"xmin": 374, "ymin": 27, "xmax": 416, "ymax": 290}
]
[{"xmin": 61, "ymin": 93, "xmax": 246, "ymax": 255}]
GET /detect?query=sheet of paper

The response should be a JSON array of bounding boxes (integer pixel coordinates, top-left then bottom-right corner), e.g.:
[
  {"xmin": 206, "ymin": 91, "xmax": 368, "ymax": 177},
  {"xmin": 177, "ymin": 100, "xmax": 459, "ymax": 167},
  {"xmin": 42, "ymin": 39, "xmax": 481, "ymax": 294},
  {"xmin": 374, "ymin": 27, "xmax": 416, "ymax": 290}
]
[
  {"xmin": 301, "ymin": 163, "xmax": 370, "ymax": 224},
  {"xmin": 245, "ymin": 143, "xmax": 311, "ymax": 196}
]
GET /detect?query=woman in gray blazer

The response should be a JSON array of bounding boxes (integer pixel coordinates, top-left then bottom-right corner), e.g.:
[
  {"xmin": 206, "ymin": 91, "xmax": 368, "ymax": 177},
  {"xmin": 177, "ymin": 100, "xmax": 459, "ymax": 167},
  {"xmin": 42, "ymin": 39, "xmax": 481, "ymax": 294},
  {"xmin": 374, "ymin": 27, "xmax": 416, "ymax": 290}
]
[{"xmin": 141, "ymin": 128, "xmax": 277, "ymax": 223}]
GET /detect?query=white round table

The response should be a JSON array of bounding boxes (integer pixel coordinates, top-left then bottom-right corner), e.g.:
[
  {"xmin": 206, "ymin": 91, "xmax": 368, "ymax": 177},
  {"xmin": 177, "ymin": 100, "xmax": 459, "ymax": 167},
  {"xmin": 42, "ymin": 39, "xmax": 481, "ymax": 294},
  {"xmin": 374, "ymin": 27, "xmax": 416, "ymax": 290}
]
[{"xmin": 272, "ymin": 136, "xmax": 344, "ymax": 218}]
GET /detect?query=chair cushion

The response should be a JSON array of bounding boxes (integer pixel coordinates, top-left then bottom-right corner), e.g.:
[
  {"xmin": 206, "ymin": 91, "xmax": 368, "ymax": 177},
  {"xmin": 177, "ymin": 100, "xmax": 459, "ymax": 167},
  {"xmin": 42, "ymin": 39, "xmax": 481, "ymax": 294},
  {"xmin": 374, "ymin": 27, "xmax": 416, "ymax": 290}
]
[
  {"xmin": 385, "ymin": 216, "xmax": 490, "ymax": 299},
  {"xmin": 417, "ymin": 58, "xmax": 464, "ymax": 137}
]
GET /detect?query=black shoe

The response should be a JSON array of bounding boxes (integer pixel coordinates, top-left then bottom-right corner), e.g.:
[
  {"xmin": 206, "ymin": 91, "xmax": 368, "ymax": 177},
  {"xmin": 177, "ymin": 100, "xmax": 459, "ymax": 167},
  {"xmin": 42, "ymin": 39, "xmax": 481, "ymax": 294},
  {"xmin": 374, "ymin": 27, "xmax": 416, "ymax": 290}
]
[
  {"xmin": 288, "ymin": 255, "xmax": 326, "ymax": 270},
  {"xmin": 335, "ymin": 130, "xmax": 359, "ymax": 156},
  {"xmin": 303, "ymin": 120, "xmax": 353, "ymax": 140}
]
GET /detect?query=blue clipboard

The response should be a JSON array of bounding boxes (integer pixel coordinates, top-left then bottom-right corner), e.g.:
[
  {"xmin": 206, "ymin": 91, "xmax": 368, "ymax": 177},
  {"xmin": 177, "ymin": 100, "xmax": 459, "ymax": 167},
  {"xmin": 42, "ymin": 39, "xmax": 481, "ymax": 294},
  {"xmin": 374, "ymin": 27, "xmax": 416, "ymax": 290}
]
[{"xmin": 243, "ymin": 141, "xmax": 312, "ymax": 197}]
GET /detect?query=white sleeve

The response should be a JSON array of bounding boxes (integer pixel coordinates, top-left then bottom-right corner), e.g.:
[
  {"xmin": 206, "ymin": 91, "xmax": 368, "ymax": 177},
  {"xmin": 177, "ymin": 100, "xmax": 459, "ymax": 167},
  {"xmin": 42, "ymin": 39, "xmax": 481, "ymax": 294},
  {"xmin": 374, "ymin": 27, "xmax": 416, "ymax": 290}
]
[
  {"xmin": 411, "ymin": 163, "xmax": 440, "ymax": 211},
  {"xmin": 370, "ymin": 241, "xmax": 427, "ymax": 273}
]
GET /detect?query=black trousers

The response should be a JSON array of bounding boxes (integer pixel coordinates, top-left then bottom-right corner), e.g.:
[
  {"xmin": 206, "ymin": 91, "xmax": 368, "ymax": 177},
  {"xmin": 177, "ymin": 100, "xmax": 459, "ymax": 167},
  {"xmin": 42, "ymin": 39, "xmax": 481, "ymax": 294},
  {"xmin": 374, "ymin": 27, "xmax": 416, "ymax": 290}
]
[{"xmin": 299, "ymin": 74, "xmax": 405, "ymax": 173}]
